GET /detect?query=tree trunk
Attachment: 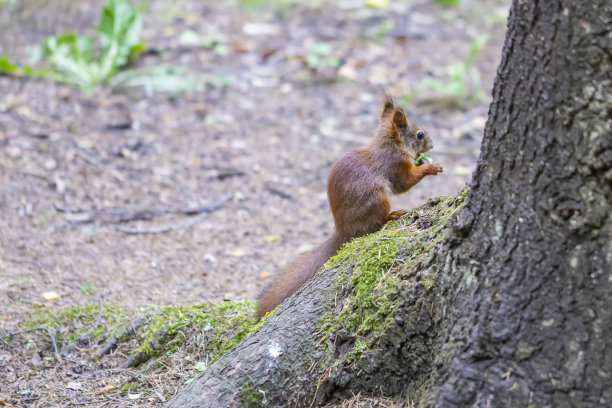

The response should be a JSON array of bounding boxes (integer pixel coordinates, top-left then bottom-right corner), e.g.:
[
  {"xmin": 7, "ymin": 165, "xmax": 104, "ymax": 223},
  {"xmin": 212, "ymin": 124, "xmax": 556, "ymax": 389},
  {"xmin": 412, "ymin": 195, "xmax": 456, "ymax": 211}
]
[
  {"xmin": 165, "ymin": 0, "xmax": 612, "ymax": 406},
  {"xmin": 422, "ymin": 0, "xmax": 612, "ymax": 406}
]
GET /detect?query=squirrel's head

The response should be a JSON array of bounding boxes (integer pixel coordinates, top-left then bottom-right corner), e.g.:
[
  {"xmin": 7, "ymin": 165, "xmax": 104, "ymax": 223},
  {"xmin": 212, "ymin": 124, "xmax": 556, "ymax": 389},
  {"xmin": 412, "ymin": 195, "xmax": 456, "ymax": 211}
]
[{"xmin": 379, "ymin": 98, "xmax": 433, "ymax": 155}]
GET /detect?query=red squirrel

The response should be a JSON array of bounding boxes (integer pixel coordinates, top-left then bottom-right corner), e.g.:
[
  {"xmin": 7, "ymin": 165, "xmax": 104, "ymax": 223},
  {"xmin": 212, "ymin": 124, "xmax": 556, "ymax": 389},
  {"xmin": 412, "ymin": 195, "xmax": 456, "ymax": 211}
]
[{"xmin": 257, "ymin": 96, "xmax": 443, "ymax": 318}]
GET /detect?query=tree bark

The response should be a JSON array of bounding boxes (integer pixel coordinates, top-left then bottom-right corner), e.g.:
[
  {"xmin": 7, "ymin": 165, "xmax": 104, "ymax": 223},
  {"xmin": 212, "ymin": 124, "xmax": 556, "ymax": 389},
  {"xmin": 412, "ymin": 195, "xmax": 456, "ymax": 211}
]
[
  {"xmin": 424, "ymin": 1, "xmax": 612, "ymax": 406},
  {"xmin": 165, "ymin": 0, "xmax": 612, "ymax": 406}
]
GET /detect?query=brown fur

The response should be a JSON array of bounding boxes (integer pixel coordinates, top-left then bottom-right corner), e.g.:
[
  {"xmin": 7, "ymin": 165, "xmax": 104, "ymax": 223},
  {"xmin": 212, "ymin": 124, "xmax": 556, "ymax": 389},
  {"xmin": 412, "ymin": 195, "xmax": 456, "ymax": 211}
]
[{"xmin": 256, "ymin": 97, "xmax": 443, "ymax": 318}]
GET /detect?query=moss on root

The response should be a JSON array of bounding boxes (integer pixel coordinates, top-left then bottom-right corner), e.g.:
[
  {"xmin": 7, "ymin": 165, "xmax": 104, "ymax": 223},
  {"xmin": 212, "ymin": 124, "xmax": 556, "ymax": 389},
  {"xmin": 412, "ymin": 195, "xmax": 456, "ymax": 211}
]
[
  {"xmin": 241, "ymin": 381, "xmax": 264, "ymax": 407},
  {"xmin": 319, "ymin": 191, "xmax": 467, "ymax": 362}
]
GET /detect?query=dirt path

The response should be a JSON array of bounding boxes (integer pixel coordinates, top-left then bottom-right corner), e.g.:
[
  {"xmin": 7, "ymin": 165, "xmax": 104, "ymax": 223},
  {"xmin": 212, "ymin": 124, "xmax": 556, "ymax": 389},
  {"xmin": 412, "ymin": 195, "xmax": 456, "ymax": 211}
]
[{"xmin": 0, "ymin": 0, "xmax": 510, "ymax": 405}]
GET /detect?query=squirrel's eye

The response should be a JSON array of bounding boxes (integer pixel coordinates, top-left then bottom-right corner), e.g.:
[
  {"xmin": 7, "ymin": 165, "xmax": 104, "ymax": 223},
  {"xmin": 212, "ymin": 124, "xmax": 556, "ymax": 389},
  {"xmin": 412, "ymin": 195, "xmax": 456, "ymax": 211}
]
[{"xmin": 416, "ymin": 131, "xmax": 424, "ymax": 140}]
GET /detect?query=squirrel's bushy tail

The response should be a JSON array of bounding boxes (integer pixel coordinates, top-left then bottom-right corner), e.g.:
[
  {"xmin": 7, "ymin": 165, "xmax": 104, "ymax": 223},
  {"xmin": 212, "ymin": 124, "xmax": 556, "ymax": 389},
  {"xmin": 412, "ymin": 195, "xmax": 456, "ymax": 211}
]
[{"xmin": 257, "ymin": 232, "xmax": 347, "ymax": 318}]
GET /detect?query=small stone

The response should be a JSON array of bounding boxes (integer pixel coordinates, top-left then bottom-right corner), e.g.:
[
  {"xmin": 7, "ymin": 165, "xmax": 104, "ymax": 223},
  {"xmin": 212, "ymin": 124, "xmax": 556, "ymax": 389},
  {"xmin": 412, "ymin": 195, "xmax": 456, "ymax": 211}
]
[
  {"xmin": 5, "ymin": 146, "xmax": 21, "ymax": 158},
  {"xmin": 242, "ymin": 23, "xmax": 279, "ymax": 36},
  {"xmin": 66, "ymin": 382, "xmax": 82, "ymax": 391},
  {"xmin": 44, "ymin": 158, "xmax": 57, "ymax": 170}
]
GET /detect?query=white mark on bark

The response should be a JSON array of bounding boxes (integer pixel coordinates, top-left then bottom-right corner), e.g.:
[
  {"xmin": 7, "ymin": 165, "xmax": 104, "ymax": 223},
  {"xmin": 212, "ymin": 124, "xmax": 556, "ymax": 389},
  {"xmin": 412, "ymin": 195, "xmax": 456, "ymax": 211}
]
[
  {"xmin": 570, "ymin": 257, "xmax": 578, "ymax": 268},
  {"xmin": 268, "ymin": 343, "xmax": 283, "ymax": 358},
  {"xmin": 542, "ymin": 318, "xmax": 555, "ymax": 327},
  {"xmin": 493, "ymin": 219, "xmax": 503, "ymax": 241}
]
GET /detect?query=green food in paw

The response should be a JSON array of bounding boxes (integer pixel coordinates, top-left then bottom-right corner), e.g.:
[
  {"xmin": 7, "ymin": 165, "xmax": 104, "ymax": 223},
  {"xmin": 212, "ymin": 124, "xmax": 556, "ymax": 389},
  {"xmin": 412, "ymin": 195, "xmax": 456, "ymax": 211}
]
[{"xmin": 416, "ymin": 153, "xmax": 434, "ymax": 165}]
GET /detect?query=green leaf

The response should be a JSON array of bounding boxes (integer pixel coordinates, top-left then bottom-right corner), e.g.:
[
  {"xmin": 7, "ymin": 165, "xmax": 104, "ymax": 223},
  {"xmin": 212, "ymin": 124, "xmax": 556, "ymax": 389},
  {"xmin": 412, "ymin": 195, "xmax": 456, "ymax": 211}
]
[
  {"xmin": 0, "ymin": 54, "xmax": 18, "ymax": 73},
  {"xmin": 108, "ymin": 65, "xmax": 232, "ymax": 93},
  {"xmin": 365, "ymin": 0, "xmax": 388, "ymax": 8},
  {"xmin": 308, "ymin": 42, "xmax": 332, "ymax": 56},
  {"xmin": 97, "ymin": 0, "xmax": 144, "ymax": 78},
  {"xmin": 434, "ymin": 0, "xmax": 461, "ymax": 6},
  {"xmin": 193, "ymin": 361, "xmax": 207, "ymax": 372},
  {"xmin": 179, "ymin": 30, "xmax": 201, "ymax": 46},
  {"xmin": 305, "ymin": 54, "xmax": 321, "ymax": 68},
  {"xmin": 416, "ymin": 153, "xmax": 434, "ymax": 165},
  {"xmin": 41, "ymin": 35, "xmax": 96, "ymax": 87}
]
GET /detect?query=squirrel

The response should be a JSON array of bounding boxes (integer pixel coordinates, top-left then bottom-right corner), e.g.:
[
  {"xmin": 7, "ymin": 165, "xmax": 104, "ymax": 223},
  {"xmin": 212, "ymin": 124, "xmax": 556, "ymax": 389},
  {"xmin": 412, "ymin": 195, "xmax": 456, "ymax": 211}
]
[{"xmin": 257, "ymin": 95, "xmax": 443, "ymax": 318}]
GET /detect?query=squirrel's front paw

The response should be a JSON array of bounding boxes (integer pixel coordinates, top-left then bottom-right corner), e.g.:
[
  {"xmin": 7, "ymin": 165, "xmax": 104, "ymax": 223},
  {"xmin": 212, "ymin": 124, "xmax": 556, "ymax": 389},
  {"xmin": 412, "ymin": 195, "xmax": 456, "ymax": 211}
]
[{"xmin": 427, "ymin": 163, "xmax": 443, "ymax": 175}]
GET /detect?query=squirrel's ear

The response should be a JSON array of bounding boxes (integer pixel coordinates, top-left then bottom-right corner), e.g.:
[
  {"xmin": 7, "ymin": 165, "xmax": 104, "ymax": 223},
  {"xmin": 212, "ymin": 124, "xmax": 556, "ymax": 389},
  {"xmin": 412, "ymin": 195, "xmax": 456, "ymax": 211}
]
[
  {"xmin": 380, "ymin": 98, "xmax": 395, "ymax": 120},
  {"xmin": 392, "ymin": 108, "xmax": 408, "ymax": 129}
]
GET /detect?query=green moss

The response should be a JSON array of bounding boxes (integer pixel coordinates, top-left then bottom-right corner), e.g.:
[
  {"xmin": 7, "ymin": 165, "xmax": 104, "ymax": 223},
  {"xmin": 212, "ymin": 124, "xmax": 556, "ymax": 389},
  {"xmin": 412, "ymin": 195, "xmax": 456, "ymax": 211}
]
[
  {"xmin": 136, "ymin": 299, "xmax": 263, "ymax": 364},
  {"xmin": 241, "ymin": 381, "xmax": 264, "ymax": 407},
  {"xmin": 119, "ymin": 382, "xmax": 138, "ymax": 393},
  {"xmin": 23, "ymin": 303, "xmax": 128, "ymax": 342},
  {"xmin": 321, "ymin": 226, "xmax": 405, "ymax": 341},
  {"xmin": 420, "ymin": 276, "xmax": 436, "ymax": 292},
  {"xmin": 22, "ymin": 299, "xmax": 264, "ymax": 368},
  {"xmin": 320, "ymin": 191, "xmax": 467, "ymax": 362},
  {"xmin": 347, "ymin": 338, "xmax": 369, "ymax": 362}
]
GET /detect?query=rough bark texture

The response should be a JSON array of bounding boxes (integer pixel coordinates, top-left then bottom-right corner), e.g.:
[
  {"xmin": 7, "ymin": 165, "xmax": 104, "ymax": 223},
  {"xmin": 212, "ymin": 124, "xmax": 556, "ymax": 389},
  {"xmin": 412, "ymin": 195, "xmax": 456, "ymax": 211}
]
[
  {"xmin": 427, "ymin": 0, "xmax": 612, "ymax": 406},
  {"xmin": 165, "ymin": 0, "xmax": 611, "ymax": 406},
  {"xmin": 164, "ymin": 260, "xmax": 341, "ymax": 408}
]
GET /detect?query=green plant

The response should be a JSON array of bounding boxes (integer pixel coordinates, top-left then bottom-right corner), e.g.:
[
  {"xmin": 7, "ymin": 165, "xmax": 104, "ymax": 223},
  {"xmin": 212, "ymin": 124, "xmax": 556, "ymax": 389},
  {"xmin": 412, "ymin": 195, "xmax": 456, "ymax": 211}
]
[
  {"xmin": 0, "ymin": 0, "xmax": 144, "ymax": 94},
  {"xmin": 107, "ymin": 65, "xmax": 232, "ymax": 94},
  {"xmin": 0, "ymin": 55, "xmax": 18, "ymax": 73},
  {"xmin": 0, "ymin": 0, "xmax": 231, "ymax": 95},
  {"xmin": 402, "ymin": 35, "xmax": 488, "ymax": 107},
  {"xmin": 304, "ymin": 42, "xmax": 341, "ymax": 70},
  {"xmin": 369, "ymin": 19, "xmax": 395, "ymax": 42},
  {"xmin": 435, "ymin": 0, "xmax": 461, "ymax": 6},
  {"xmin": 416, "ymin": 153, "xmax": 434, "ymax": 165},
  {"xmin": 79, "ymin": 282, "xmax": 96, "ymax": 296}
]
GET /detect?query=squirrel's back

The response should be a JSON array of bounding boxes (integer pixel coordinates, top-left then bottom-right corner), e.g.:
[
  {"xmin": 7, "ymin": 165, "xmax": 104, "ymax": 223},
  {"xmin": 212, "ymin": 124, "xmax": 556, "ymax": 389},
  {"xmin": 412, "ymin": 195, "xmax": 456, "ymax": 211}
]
[{"xmin": 328, "ymin": 148, "xmax": 392, "ymax": 238}]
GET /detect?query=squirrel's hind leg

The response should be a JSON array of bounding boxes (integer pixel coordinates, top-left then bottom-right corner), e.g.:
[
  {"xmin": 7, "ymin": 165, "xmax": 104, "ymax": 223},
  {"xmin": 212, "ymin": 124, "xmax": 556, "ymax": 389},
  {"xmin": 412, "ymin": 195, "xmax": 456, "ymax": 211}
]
[{"xmin": 388, "ymin": 210, "xmax": 407, "ymax": 220}]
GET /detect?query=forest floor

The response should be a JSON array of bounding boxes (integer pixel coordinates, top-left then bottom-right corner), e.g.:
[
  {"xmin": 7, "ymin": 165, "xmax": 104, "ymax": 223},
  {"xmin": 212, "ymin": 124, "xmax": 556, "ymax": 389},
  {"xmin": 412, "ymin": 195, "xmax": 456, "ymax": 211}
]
[{"xmin": 0, "ymin": 0, "xmax": 510, "ymax": 406}]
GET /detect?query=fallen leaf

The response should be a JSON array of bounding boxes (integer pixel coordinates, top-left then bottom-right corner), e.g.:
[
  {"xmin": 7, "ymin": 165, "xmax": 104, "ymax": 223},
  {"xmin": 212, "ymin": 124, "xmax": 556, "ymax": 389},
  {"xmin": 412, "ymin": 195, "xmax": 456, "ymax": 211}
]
[
  {"xmin": 259, "ymin": 272, "xmax": 271, "ymax": 281},
  {"xmin": 188, "ymin": 158, "xmax": 202, "ymax": 167},
  {"xmin": 41, "ymin": 291, "xmax": 60, "ymax": 300},
  {"xmin": 100, "ymin": 385, "xmax": 114, "ymax": 393},
  {"xmin": 230, "ymin": 249, "xmax": 245, "ymax": 257},
  {"xmin": 263, "ymin": 235, "xmax": 279, "ymax": 243},
  {"xmin": 366, "ymin": 0, "xmax": 388, "ymax": 8}
]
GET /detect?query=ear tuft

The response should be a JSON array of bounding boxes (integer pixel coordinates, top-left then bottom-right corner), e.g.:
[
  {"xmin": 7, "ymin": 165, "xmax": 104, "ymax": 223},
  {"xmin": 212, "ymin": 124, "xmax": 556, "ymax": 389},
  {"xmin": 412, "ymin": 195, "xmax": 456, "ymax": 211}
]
[
  {"xmin": 392, "ymin": 108, "xmax": 408, "ymax": 129},
  {"xmin": 380, "ymin": 98, "xmax": 395, "ymax": 120},
  {"xmin": 380, "ymin": 88, "xmax": 396, "ymax": 120}
]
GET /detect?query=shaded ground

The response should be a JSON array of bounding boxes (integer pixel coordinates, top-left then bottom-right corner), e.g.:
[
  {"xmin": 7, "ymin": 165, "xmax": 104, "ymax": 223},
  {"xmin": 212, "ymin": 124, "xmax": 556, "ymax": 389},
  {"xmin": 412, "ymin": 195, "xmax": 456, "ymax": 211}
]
[{"xmin": 0, "ymin": 0, "xmax": 510, "ymax": 405}]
